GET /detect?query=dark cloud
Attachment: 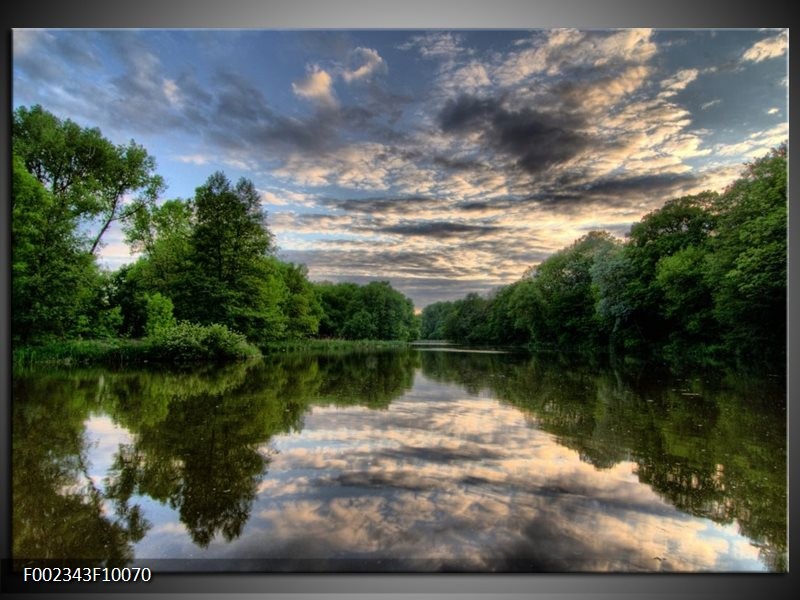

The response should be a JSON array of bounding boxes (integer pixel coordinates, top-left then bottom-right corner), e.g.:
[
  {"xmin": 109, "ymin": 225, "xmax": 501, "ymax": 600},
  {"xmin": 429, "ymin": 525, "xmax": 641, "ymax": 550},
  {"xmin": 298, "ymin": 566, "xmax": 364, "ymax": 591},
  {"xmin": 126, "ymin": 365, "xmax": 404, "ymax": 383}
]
[
  {"xmin": 432, "ymin": 155, "xmax": 486, "ymax": 171},
  {"xmin": 14, "ymin": 31, "xmax": 100, "ymax": 82},
  {"xmin": 456, "ymin": 199, "xmax": 516, "ymax": 212},
  {"xmin": 438, "ymin": 94, "xmax": 590, "ymax": 175},
  {"xmin": 320, "ymin": 196, "xmax": 435, "ymax": 215},
  {"xmin": 380, "ymin": 221, "xmax": 500, "ymax": 238},
  {"xmin": 579, "ymin": 172, "xmax": 701, "ymax": 198}
]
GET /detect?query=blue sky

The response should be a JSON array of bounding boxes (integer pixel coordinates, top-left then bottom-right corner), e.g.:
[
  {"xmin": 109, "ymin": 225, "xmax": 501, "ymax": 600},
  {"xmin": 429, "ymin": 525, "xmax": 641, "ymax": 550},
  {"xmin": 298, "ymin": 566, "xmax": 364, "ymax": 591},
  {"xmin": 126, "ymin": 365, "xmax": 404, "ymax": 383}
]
[{"xmin": 13, "ymin": 29, "xmax": 788, "ymax": 308}]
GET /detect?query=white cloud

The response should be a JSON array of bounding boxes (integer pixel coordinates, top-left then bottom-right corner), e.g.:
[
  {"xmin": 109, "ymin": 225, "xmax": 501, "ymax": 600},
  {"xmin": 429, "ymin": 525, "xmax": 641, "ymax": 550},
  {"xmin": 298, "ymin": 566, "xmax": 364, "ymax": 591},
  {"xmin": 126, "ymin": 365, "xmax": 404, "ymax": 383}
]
[
  {"xmin": 742, "ymin": 31, "xmax": 787, "ymax": 62},
  {"xmin": 13, "ymin": 28, "xmax": 47, "ymax": 56},
  {"xmin": 292, "ymin": 65, "xmax": 337, "ymax": 108},
  {"xmin": 398, "ymin": 32, "xmax": 468, "ymax": 59},
  {"xmin": 767, "ymin": 107, "xmax": 780, "ymax": 115},
  {"xmin": 162, "ymin": 78, "xmax": 182, "ymax": 106},
  {"xmin": 494, "ymin": 29, "xmax": 656, "ymax": 86},
  {"xmin": 259, "ymin": 188, "xmax": 316, "ymax": 207},
  {"xmin": 660, "ymin": 68, "xmax": 699, "ymax": 95},
  {"xmin": 342, "ymin": 47, "xmax": 386, "ymax": 83},
  {"xmin": 700, "ymin": 99, "xmax": 721, "ymax": 110},
  {"xmin": 175, "ymin": 153, "xmax": 211, "ymax": 165}
]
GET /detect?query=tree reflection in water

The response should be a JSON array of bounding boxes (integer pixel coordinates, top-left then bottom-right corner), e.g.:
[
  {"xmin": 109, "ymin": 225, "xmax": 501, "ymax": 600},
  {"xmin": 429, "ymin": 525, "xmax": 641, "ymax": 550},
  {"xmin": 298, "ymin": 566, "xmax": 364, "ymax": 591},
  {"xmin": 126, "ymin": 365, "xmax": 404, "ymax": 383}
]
[{"xmin": 13, "ymin": 349, "xmax": 785, "ymax": 570}]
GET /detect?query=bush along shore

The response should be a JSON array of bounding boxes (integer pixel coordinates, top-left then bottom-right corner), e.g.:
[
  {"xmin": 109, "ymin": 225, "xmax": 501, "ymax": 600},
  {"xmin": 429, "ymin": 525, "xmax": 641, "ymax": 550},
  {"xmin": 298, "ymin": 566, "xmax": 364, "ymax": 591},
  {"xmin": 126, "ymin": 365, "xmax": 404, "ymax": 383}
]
[{"xmin": 13, "ymin": 322, "xmax": 260, "ymax": 368}]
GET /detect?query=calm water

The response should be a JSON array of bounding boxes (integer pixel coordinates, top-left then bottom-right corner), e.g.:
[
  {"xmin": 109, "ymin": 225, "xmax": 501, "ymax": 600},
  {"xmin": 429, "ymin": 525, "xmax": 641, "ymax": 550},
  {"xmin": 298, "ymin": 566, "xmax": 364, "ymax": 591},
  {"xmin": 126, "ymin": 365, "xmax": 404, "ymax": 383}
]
[{"xmin": 12, "ymin": 348, "xmax": 786, "ymax": 572}]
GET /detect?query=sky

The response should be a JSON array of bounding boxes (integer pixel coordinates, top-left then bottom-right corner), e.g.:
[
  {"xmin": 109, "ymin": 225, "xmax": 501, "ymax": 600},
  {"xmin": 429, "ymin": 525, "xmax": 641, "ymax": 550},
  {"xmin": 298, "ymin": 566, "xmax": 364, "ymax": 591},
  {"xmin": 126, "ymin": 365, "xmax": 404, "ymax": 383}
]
[{"xmin": 12, "ymin": 29, "xmax": 788, "ymax": 309}]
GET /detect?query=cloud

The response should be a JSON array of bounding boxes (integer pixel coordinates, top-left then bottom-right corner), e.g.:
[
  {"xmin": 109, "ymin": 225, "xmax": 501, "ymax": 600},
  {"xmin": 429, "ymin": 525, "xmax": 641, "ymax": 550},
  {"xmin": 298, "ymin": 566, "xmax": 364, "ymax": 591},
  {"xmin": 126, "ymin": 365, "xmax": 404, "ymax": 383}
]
[
  {"xmin": 741, "ymin": 31, "xmax": 787, "ymax": 62},
  {"xmin": 767, "ymin": 107, "xmax": 780, "ymax": 115},
  {"xmin": 259, "ymin": 188, "xmax": 316, "ymax": 207},
  {"xmin": 398, "ymin": 32, "xmax": 468, "ymax": 59},
  {"xmin": 700, "ymin": 99, "xmax": 721, "ymax": 110},
  {"xmin": 342, "ymin": 47, "xmax": 386, "ymax": 83},
  {"xmin": 379, "ymin": 221, "xmax": 501, "ymax": 238},
  {"xmin": 175, "ymin": 153, "xmax": 211, "ymax": 165},
  {"xmin": 292, "ymin": 65, "xmax": 338, "ymax": 108},
  {"xmin": 493, "ymin": 28, "xmax": 656, "ymax": 85},
  {"xmin": 438, "ymin": 95, "xmax": 589, "ymax": 175},
  {"xmin": 660, "ymin": 68, "xmax": 699, "ymax": 94}
]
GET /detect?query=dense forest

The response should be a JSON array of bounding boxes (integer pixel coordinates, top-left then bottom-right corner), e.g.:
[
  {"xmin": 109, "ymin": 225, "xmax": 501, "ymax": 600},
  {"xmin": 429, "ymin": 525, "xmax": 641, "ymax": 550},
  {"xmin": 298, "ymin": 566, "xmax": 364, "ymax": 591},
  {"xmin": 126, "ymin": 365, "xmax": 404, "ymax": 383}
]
[
  {"xmin": 421, "ymin": 146, "xmax": 787, "ymax": 367},
  {"xmin": 11, "ymin": 105, "xmax": 418, "ymax": 360},
  {"xmin": 11, "ymin": 105, "xmax": 786, "ymax": 366}
]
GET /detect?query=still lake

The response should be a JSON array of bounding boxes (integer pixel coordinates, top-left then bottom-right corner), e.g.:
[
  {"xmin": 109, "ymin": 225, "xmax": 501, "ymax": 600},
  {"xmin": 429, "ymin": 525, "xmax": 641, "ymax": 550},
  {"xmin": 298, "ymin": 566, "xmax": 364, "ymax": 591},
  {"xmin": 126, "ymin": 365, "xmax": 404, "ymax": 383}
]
[{"xmin": 12, "ymin": 347, "xmax": 786, "ymax": 572}]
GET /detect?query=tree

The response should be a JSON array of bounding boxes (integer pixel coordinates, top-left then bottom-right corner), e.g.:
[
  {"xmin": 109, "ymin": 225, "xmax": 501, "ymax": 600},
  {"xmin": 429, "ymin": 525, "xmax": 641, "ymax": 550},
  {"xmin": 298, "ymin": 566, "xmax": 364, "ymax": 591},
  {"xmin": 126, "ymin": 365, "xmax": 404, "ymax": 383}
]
[
  {"xmin": 277, "ymin": 262, "xmax": 323, "ymax": 340},
  {"xmin": 315, "ymin": 282, "xmax": 360, "ymax": 338},
  {"xmin": 120, "ymin": 199, "xmax": 196, "ymax": 328},
  {"xmin": 515, "ymin": 231, "xmax": 617, "ymax": 349},
  {"xmin": 11, "ymin": 154, "xmax": 98, "ymax": 342},
  {"xmin": 420, "ymin": 301, "xmax": 455, "ymax": 340},
  {"xmin": 315, "ymin": 281, "xmax": 417, "ymax": 341},
  {"xmin": 442, "ymin": 293, "xmax": 491, "ymax": 344},
  {"xmin": 622, "ymin": 193, "xmax": 717, "ymax": 345},
  {"xmin": 12, "ymin": 105, "xmax": 164, "ymax": 255},
  {"xmin": 186, "ymin": 172, "xmax": 281, "ymax": 342},
  {"xmin": 706, "ymin": 146, "xmax": 786, "ymax": 363}
]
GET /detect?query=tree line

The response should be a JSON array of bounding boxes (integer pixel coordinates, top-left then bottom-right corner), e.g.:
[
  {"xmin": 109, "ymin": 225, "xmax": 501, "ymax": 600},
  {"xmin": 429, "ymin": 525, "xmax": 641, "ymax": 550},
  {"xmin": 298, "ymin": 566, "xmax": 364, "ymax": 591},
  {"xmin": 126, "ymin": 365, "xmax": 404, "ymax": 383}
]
[
  {"xmin": 12, "ymin": 105, "xmax": 418, "ymax": 355},
  {"xmin": 12, "ymin": 105, "xmax": 786, "ymax": 365},
  {"xmin": 422, "ymin": 146, "xmax": 786, "ymax": 367}
]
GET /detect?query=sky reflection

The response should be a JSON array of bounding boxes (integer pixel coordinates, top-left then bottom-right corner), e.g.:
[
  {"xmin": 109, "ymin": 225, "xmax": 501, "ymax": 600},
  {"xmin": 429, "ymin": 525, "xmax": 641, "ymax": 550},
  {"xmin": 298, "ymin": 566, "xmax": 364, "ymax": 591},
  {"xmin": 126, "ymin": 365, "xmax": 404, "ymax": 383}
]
[{"xmin": 122, "ymin": 375, "xmax": 766, "ymax": 571}]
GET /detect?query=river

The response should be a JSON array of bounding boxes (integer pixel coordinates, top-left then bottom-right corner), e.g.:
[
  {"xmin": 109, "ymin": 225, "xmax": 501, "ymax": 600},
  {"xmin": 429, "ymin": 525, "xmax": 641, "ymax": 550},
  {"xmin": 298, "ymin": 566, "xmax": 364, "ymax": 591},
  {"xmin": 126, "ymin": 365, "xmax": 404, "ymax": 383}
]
[{"xmin": 12, "ymin": 347, "xmax": 786, "ymax": 572}]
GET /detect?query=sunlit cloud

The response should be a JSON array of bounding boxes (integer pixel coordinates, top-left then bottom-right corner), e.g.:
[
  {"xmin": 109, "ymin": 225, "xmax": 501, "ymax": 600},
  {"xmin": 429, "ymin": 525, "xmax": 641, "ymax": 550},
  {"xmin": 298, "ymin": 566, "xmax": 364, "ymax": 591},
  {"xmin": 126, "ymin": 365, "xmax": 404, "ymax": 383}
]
[
  {"xmin": 741, "ymin": 30, "xmax": 787, "ymax": 62},
  {"xmin": 342, "ymin": 47, "xmax": 386, "ymax": 83},
  {"xmin": 292, "ymin": 65, "xmax": 338, "ymax": 108}
]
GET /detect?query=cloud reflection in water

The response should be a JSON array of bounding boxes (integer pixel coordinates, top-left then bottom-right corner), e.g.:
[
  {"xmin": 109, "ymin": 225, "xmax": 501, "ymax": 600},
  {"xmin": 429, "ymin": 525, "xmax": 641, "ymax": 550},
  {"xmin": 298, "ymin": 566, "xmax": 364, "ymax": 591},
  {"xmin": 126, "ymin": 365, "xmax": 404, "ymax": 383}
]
[{"xmin": 174, "ymin": 376, "xmax": 767, "ymax": 572}]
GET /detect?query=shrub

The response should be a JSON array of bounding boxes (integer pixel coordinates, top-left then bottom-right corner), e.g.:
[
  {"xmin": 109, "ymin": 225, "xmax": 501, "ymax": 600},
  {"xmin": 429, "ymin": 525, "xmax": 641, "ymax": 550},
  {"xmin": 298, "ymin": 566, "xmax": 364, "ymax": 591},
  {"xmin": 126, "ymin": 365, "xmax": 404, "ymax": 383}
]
[{"xmin": 146, "ymin": 322, "xmax": 259, "ymax": 362}]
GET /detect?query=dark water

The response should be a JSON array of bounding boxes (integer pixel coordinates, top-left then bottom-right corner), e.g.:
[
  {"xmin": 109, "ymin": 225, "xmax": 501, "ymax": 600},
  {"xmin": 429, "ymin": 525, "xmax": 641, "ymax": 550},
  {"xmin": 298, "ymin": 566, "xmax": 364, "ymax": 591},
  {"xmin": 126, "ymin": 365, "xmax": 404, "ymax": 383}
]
[{"xmin": 12, "ymin": 348, "xmax": 786, "ymax": 572}]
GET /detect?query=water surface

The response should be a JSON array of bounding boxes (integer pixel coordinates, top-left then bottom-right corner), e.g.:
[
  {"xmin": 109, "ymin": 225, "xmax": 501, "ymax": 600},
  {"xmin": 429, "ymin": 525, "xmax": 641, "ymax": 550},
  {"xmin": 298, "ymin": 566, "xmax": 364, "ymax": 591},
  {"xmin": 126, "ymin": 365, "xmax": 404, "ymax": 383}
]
[{"xmin": 12, "ymin": 348, "xmax": 786, "ymax": 571}]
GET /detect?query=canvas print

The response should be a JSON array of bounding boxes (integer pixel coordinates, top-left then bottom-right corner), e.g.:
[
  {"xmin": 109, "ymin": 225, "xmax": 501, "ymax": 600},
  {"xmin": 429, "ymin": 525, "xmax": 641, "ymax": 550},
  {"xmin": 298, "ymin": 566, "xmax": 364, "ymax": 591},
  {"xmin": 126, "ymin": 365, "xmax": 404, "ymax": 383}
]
[{"xmin": 11, "ymin": 29, "xmax": 787, "ymax": 572}]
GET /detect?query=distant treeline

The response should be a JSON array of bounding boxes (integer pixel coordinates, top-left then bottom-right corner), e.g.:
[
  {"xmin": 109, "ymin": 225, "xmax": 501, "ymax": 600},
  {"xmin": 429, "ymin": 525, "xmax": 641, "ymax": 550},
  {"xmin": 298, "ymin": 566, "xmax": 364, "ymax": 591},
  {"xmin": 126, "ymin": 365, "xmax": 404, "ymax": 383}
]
[
  {"xmin": 12, "ymin": 105, "xmax": 417, "ymax": 359},
  {"xmin": 422, "ymin": 146, "xmax": 786, "ymax": 366}
]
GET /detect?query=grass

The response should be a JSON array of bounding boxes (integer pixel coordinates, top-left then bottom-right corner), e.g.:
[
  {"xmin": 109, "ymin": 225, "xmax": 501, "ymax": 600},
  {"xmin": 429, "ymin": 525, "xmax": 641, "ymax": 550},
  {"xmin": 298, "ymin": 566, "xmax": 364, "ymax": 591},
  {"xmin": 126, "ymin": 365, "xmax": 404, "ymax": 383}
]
[
  {"xmin": 13, "ymin": 338, "xmax": 152, "ymax": 369},
  {"xmin": 13, "ymin": 324, "xmax": 261, "ymax": 368},
  {"xmin": 260, "ymin": 338, "xmax": 412, "ymax": 354},
  {"xmin": 13, "ymin": 335, "xmax": 415, "ymax": 368}
]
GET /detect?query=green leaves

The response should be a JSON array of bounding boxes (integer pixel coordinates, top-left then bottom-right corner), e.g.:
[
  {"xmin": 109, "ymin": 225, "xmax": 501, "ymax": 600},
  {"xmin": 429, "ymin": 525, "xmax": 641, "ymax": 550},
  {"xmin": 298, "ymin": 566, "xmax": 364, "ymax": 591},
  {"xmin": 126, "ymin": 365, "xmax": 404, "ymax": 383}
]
[{"xmin": 316, "ymin": 281, "xmax": 418, "ymax": 341}]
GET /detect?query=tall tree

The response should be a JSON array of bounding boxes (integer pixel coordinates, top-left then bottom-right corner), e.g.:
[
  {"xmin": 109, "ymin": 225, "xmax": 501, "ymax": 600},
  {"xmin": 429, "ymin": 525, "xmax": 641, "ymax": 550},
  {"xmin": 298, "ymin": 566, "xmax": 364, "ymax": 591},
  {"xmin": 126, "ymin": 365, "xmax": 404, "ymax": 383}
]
[
  {"xmin": 187, "ymin": 172, "xmax": 280, "ymax": 341},
  {"xmin": 11, "ymin": 154, "xmax": 98, "ymax": 342},
  {"xmin": 707, "ymin": 146, "xmax": 787, "ymax": 363}
]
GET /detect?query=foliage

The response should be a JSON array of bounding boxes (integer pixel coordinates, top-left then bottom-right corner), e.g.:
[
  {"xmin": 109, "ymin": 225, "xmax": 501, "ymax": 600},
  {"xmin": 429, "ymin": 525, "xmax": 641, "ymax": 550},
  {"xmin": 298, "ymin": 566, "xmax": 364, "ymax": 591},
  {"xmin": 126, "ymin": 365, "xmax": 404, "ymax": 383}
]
[
  {"xmin": 145, "ymin": 322, "xmax": 260, "ymax": 363},
  {"xmin": 144, "ymin": 292, "xmax": 177, "ymax": 337},
  {"xmin": 315, "ymin": 281, "xmax": 418, "ymax": 341},
  {"xmin": 13, "ymin": 105, "xmax": 164, "ymax": 255},
  {"xmin": 11, "ymin": 154, "xmax": 98, "ymax": 342}
]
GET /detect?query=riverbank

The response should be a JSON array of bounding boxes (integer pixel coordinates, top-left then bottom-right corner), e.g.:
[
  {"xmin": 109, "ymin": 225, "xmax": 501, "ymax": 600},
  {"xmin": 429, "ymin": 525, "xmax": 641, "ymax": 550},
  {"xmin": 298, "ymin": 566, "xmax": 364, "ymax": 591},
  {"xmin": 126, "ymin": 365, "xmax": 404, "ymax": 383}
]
[{"xmin": 12, "ymin": 336, "xmax": 417, "ymax": 368}]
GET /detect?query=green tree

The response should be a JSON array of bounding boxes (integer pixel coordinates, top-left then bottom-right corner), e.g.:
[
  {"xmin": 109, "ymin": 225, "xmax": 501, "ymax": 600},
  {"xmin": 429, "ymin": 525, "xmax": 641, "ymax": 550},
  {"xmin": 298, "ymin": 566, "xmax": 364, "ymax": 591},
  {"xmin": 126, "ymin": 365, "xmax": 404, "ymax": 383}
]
[
  {"xmin": 277, "ymin": 262, "xmax": 323, "ymax": 340},
  {"xmin": 622, "ymin": 193, "xmax": 716, "ymax": 346},
  {"xmin": 11, "ymin": 154, "xmax": 98, "ymax": 342},
  {"xmin": 13, "ymin": 105, "xmax": 164, "ymax": 255},
  {"xmin": 442, "ymin": 293, "xmax": 492, "ymax": 344},
  {"xmin": 420, "ymin": 300, "xmax": 455, "ymax": 340},
  {"xmin": 144, "ymin": 292, "xmax": 177, "ymax": 337},
  {"xmin": 707, "ymin": 146, "xmax": 786, "ymax": 363},
  {"xmin": 187, "ymin": 172, "xmax": 280, "ymax": 342},
  {"xmin": 516, "ymin": 231, "xmax": 617, "ymax": 349},
  {"xmin": 118, "ymin": 199, "xmax": 195, "ymax": 331},
  {"xmin": 315, "ymin": 282, "xmax": 360, "ymax": 338},
  {"xmin": 317, "ymin": 281, "xmax": 417, "ymax": 341}
]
